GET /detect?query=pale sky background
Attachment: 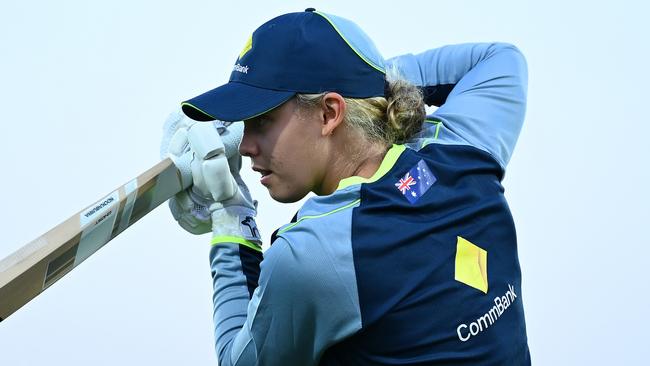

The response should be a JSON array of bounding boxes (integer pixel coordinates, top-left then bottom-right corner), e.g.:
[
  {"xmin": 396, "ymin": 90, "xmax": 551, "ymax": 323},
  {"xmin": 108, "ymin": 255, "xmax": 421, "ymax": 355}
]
[{"xmin": 0, "ymin": 1, "xmax": 648, "ymax": 365}]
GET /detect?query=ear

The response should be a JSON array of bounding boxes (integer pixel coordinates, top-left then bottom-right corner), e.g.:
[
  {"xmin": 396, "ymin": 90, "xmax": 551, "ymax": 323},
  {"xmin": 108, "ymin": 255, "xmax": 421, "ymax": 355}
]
[{"xmin": 320, "ymin": 92, "xmax": 346, "ymax": 137}]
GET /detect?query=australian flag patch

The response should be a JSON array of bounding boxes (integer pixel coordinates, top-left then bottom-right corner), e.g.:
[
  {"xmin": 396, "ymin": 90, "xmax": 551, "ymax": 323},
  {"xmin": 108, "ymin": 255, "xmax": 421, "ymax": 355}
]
[{"xmin": 394, "ymin": 159, "xmax": 436, "ymax": 204}]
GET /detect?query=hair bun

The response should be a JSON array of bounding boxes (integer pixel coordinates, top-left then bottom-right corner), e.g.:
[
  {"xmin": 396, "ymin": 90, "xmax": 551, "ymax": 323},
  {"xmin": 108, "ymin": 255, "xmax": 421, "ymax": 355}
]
[{"xmin": 385, "ymin": 78, "xmax": 425, "ymax": 144}]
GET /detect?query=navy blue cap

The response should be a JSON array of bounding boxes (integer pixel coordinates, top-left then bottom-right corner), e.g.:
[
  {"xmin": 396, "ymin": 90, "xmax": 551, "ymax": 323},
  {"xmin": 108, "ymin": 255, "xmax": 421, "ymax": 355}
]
[{"xmin": 182, "ymin": 10, "xmax": 386, "ymax": 122}]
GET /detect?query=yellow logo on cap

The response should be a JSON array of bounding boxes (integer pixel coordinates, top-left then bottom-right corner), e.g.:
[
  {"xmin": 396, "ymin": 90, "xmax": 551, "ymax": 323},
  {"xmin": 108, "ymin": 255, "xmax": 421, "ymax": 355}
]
[
  {"xmin": 239, "ymin": 34, "xmax": 253, "ymax": 60},
  {"xmin": 454, "ymin": 236, "xmax": 488, "ymax": 294}
]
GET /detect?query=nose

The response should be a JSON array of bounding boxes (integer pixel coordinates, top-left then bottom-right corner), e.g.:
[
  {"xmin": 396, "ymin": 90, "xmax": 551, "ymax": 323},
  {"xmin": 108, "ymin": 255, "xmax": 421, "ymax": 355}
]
[{"xmin": 238, "ymin": 125, "xmax": 258, "ymax": 157}]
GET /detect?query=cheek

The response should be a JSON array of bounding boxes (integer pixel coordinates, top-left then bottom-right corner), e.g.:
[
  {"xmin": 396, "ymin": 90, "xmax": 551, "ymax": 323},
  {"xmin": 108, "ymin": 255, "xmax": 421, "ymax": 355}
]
[
  {"xmin": 276, "ymin": 149, "xmax": 314, "ymax": 185},
  {"xmin": 266, "ymin": 112, "xmax": 325, "ymax": 197},
  {"xmin": 272, "ymin": 140, "xmax": 322, "ymax": 194},
  {"xmin": 267, "ymin": 159, "xmax": 314, "ymax": 203}
]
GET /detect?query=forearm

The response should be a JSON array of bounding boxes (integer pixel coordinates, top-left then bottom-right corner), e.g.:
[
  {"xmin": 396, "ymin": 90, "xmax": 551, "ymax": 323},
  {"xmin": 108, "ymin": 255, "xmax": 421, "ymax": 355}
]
[
  {"xmin": 386, "ymin": 43, "xmax": 527, "ymax": 107},
  {"xmin": 390, "ymin": 43, "xmax": 528, "ymax": 168},
  {"xmin": 210, "ymin": 243, "xmax": 262, "ymax": 365}
]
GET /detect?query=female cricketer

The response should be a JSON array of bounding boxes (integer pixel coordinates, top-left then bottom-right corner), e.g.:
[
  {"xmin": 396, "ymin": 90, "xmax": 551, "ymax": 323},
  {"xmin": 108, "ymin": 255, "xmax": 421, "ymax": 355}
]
[{"xmin": 161, "ymin": 8, "xmax": 530, "ymax": 365}]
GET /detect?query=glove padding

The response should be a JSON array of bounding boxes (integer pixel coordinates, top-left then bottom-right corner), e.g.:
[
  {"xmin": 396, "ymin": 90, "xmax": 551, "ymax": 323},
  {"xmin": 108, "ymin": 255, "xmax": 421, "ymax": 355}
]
[
  {"xmin": 207, "ymin": 167, "xmax": 261, "ymax": 247},
  {"xmin": 161, "ymin": 109, "xmax": 261, "ymax": 247},
  {"xmin": 188, "ymin": 124, "xmax": 262, "ymax": 247},
  {"xmin": 161, "ymin": 110, "xmax": 245, "ymax": 231},
  {"xmin": 161, "ymin": 109, "xmax": 221, "ymax": 234}
]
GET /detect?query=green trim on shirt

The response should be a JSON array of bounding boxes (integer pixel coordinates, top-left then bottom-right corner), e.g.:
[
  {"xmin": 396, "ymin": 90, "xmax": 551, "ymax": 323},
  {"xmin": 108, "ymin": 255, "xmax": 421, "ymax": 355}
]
[
  {"xmin": 336, "ymin": 144, "xmax": 406, "ymax": 190},
  {"xmin": 211, "ymin": 236, "xmax": 262, "ymax": 252}
]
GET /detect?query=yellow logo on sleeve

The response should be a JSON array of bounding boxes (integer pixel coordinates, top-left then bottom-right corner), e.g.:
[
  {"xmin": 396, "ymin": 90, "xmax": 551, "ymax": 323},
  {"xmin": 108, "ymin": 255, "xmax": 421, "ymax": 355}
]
[
  {"xmin": 239, "ymin": 34, "xmax": 253, "ymax": 60},
  {"xmin": 454, "ymin": 236, "xmax": 488, "ymax": 293}
]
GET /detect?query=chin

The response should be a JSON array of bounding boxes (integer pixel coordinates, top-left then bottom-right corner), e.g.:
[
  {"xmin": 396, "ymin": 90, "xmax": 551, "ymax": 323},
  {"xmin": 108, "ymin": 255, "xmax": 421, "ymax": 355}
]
[{"xmin": 268, "ymin": 187, "xmax": 309, "ymax": 204}]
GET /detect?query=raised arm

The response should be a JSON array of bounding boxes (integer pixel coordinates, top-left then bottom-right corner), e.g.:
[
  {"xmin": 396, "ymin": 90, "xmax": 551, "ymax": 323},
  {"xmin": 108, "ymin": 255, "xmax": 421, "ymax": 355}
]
[{"xmin": 386, "ymin": 43, "xmax": 528, "ymax": 169}]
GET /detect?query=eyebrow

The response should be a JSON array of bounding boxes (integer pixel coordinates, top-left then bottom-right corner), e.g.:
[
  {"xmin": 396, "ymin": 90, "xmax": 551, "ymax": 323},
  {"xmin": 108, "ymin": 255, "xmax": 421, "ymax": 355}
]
[
  {"xmin": 245, "ymin": 115, "xmax": 262, "ymax": 123},
  {"xmin": 248, "ymin": 113, "xmax": 273, "ymax": 123}
]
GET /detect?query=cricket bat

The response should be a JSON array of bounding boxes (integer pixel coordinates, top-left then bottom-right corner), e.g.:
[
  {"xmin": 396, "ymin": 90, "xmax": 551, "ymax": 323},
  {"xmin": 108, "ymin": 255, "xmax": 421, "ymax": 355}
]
[{"xmin": 0, "ymin": 157, "xmax": 188, "ymax": 322}]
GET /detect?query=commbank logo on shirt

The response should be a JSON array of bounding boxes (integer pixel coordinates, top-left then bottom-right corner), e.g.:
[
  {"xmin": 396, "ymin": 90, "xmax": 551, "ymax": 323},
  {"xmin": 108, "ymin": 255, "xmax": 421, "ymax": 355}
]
[
  {"xmin": 455, "ymin": 236, "xmax": 488, "ymax": 293},
  {"xmin": 456, "ymin": 284, "xmax": 518, "ymax": 342}
]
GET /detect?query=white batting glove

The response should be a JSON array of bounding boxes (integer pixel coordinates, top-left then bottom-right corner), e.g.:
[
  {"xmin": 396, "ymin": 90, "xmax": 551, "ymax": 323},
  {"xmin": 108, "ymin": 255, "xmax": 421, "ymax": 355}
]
[
  {"xmin": 185, "ymin": 123, "xmax": 261, "ymax": 248},
  {"xmin": 160, "ymin": 109, "xmax": 245, "ymax": 234},
  {"xmin": 161, "ymin": 110, "xmax": 261, "ymax": 247}
]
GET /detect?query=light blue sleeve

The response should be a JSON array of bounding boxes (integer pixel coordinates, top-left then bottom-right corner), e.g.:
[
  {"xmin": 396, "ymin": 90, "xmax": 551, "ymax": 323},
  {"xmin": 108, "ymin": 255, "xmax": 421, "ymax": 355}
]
[
  {"xmin": 386, "ymin": 43, "xmax": 528, "ymax": 169},
  {"xmin": 210, "ymin": 234, "xmax": 361, "ymax": 365}
]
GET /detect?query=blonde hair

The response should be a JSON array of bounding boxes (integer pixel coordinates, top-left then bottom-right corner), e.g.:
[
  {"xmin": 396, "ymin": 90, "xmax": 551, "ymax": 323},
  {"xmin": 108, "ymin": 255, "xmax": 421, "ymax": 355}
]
[{"xmin": 295, "ymin": 71, "xmax": 425, "ymax": 146}]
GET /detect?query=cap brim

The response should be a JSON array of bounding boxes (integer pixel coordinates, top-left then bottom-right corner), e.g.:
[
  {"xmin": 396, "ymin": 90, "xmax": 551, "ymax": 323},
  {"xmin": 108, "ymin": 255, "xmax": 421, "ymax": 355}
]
[{"xmin": 181, "ymin": 82, "xmax": 295, "ymax": 122}]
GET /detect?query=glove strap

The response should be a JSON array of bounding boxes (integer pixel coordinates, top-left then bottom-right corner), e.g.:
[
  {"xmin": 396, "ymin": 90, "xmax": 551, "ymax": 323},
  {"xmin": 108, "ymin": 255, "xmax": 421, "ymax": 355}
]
[{"xmin": 211, "ymin": 206, "xmax": 262, "ymax": 252}]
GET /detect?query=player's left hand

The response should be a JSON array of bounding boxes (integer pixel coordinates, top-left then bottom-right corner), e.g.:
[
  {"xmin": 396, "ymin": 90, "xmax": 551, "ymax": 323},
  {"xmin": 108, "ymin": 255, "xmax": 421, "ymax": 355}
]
[
  {"xmin": 181, "ymin": 119, "xmax": 261, "ymax": 247},
  {"xmin": 160, "ymin": 109, "xmax": 245, "ymax": 235}
]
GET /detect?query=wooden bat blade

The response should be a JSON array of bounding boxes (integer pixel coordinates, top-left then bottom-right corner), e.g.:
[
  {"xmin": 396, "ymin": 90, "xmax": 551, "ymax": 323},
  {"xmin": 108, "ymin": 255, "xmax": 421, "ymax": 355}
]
[{"xmin": 0, "ymin": 158, "xmax": 186, "ymax": 321}]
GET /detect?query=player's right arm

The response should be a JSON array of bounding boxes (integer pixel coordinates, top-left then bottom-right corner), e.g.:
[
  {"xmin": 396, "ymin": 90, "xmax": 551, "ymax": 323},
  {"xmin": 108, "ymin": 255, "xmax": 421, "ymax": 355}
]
[
  {"xmin": 386, "ymin": 43, "xmax": 528, "ymax": 170},
  {"xmin": 211, "ymin": 234, "xmax": 360, "ymax": 365}
]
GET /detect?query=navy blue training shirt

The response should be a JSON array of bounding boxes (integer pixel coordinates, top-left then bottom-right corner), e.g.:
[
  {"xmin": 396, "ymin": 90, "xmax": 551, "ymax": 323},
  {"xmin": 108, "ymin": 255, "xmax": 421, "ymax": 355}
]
[{"xmin": 209, "ymin": 42, "xmax": 530, "ymax": 365}]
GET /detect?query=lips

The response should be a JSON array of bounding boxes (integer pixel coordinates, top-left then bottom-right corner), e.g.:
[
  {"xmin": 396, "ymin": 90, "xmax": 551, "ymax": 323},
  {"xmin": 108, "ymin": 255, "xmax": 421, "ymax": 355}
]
[
  {"xmin": 252, "ymin": 166, "xmax": 273, "ymax": 185},
  {"xmin": 252, "ymin": 166, "xmax": 272, "ymax": 177}
]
